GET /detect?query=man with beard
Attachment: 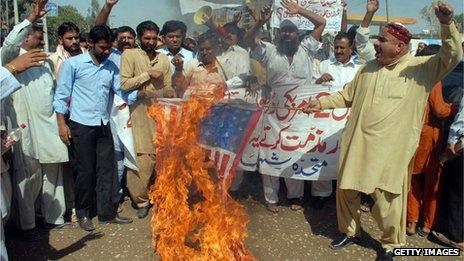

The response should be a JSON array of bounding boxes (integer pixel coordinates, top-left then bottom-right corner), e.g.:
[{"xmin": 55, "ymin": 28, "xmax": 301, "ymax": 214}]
[
  {"xmin": 95, "ymin": 0, "xmax": 136, "ymax": 66},
  {"xmin": 106, "ymin": 25, "xmax": 139, "ymax": 210},
  {"xmin": 95, "ymin": 0, "xmax": 143, "ymax": 211},
  {"xmin": 120, "ymin": 20, "xmax": 175, "ymax": 219},
  {"xmin": 311, "ymin": 32, "xmax": 362, "ymax": 210},
  {"xmin": 53, "ymin": 25, "xmax": 133, "ymax": 231},
  {"xmin": 50, "ymin": 22, "xmax": 85, "ymax": 77},
  {"xmin": 1, "ymin": 0, "xmax": 68, "ymax": 241},
  {"xmin": 244, "ymin": 1, "xmax": 326, "ymax": 212},
  {"xmin": 303, "ymin": 2, "xmax": 462, "ymax": 260},
  {"xmin": 49, "ymin": 22, "xmax": 86, "ymax": 224},
  {"xmin": 107, "ymin": 27, "xmax": 136, "ymax": 65}
]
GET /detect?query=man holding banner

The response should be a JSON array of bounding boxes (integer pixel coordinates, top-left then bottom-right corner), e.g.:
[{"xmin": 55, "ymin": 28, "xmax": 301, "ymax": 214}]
[
  {"xmin": 304, "ymin": 1, "xmax": 462, "ymax": 260},
  {"xmin": 245, "ymin": 1, "xmax": 326, "ymax": 212}
]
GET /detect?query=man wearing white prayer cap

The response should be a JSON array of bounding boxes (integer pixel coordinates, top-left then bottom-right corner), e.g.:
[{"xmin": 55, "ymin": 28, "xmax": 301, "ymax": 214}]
[{"xmin": 244, "ymin": 1, "xmax": 327, "ymax": 212}]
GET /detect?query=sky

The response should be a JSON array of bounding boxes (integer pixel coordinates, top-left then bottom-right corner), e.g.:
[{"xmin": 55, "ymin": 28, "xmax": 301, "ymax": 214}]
[{"xmin": 53, "ymin": 0, "xmax": 464, "ymax": 34}]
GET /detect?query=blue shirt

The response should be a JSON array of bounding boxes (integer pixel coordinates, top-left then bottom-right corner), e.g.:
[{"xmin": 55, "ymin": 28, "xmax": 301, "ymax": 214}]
[
  {"xmin": 53, "ymin": 52, "xmax": 123, "ymax": 126},
  {"xmin": 108, "ymin": 47, "xmax": 122, "ymax": 67}
]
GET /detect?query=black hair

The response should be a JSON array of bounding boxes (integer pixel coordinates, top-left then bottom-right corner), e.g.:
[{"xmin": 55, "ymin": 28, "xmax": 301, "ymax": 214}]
[
  {"xmin": 89, "ymin": 25, "xmax": 113, "ymax": 43},
  {"xmin": 0, "ymin": 30, "xmax": 5, "ymax": 46},
  {"xmin": 31, "ymin": 23, "xmax": 44, "ymax": 33},
  {"xmin": 111, "ymin": 28, "xmax": 118, "ymax": 37},
  {"xmin": 223, "ymin": 22, "xmax": 246, "ymax": 47},
  {"xmin": 136, "ymin": 20, "xmax": 160, "ymax": 37},
  {"xmin": 116, "ymin": 26, "xmax": 136, "ymax": 38},
  {"xmin": 334, "ymin": 32, "xmax": 353, "ymax": 46},
  {"xmin": 415, "ymin": 44, "xmax": 441, "ymax": 56},
  {"xmin": 223, "ymin": 22, "xmax": 241, "ymax": 36},
  {"xmin": 80, "ymin": 32, "xmax": 89, "ymax": 42},
  {"xmin": 57, "ymin": 22, "xmax": 80, "ymax": 37},
  {"xmin": 183, "ymin": 37, "xmax": 197, "ymax": 51},
  {"xmin": 160, "ymin": 20, "xmax": 187, "ymax": 36},
  {"xmin": 197, "ymin": 30, "xmax": 220, "ymax": 46}
]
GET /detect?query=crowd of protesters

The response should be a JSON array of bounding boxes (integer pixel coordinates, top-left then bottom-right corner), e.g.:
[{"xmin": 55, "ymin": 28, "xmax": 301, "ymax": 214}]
[{"xmin": 0, "ymin": 0, "xmax": 462, "ymax": 260}]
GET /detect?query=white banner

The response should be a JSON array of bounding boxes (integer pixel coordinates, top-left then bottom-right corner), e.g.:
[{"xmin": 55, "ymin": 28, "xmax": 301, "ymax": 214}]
[
  {"xmin": 179, "ymin": 0, "xmax": 243, "ymax": 15},
  {"xmin": 271, "ymin": 0, "xmax": 343, "ymax": 32},
  {"xmin": 239, "ymin": 84, "xmax": 348, "ymax": 180}
]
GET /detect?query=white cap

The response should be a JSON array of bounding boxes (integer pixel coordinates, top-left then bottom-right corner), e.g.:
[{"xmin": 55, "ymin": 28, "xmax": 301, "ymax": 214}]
[{"xmin": 280, "ymin": 17, "xmax": 299, "ymax": 30}]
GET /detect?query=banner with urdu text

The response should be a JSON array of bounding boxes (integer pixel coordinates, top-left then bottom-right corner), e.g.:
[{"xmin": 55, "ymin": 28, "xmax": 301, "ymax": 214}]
[
  {"xmin": 238, "ymin": 84, "xmax": 348, "ymax": 180},
  {"xmin": 271, "ymin": 0, "xmax": 343, "ymax": 31}
]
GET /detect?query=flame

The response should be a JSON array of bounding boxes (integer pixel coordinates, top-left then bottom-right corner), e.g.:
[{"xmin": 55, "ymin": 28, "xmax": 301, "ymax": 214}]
[{"xmin": 147, "ymin": 75, "xmax": 253, "ymax": 260}]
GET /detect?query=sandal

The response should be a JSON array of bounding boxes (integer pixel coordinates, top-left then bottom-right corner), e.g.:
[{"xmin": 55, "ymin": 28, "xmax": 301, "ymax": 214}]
[{"xmin": 417, "ymin": 227, "xmax": 430, "ymax": 237}]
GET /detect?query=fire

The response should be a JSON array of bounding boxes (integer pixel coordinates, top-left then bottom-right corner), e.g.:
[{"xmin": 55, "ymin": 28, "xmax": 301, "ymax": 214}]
[{"xmin": 147, "ymin": 76, "xmax": 253, "ymax": 260}]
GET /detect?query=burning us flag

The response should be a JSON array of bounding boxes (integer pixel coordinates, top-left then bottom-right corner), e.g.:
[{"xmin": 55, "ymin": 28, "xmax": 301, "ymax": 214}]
[
  {"xmin": 148, "ymin": 90, "xmax": 254, "ymax": 260},
  {"xmin": 199, "ymin": 102, "xmax": 263, "ymax": 181}
]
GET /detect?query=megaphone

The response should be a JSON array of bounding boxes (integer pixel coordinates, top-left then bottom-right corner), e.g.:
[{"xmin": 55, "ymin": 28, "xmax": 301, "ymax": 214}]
[
  {"xmin": 193, "ymin": 5, "xmax": 228, "ymax": 38},
  {"xmin": 194, "ymin": 6, "xmax": 213, "ymax": 26}
]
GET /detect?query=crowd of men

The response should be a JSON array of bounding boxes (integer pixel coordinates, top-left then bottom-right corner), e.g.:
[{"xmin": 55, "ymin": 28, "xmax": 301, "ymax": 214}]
[{"xmin": 0, "ymin": 0, "xmax": 463, "ymax": 260}]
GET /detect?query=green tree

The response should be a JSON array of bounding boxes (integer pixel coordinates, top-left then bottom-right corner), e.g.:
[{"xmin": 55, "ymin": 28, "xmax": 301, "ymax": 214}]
[
  {"xmin": 85, "ymin": 0, "xmax": 101, "ymax": 26},
  {"xmin": 421, "ymin": 2, "xmax": 463, "ymax": 36},
  {"xmin": 47, "ymin": 5, "xmax": 89, "ymax": 51},
  {"xmin": 1, "ymin": 0, "xmax": 35, "ymax": 27},
  {"xmin": 453, "ymin": 12, "xmax": 463, "ymax": 32},
  {"xmin": 420, "ymin": 2, "xmax": 440, "ymax": 37}
]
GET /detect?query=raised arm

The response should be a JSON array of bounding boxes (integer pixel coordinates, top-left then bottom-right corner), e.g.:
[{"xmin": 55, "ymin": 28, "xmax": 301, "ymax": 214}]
[
  {"xmin": 95, "ymin": 0, "xmax": 119, "ymax": 26},
  {"xmin": 244, "ymin": 5, "xmax": 272, "ymax": 50},
  {"xmin": 340, "ymin": 0, "xmax": 348, "ymax": 32},
  {"xmin": 281, "ymin": 0, "xmax": 326, "ymax": 41},
  {"xmin": 422, "ymin": 2, "xmax": 462, "ymax": 87},
  {"xmin": 355, "ymin": 0, "xmax": 379, "ymax": 63},
  {"xmin": 1, "ymin": 0, "xmax": 48, "ymax": 64}
]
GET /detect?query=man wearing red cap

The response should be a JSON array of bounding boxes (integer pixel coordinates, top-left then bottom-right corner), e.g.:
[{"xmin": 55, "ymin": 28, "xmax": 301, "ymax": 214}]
[{"xmin": 304, "ymin": 1, "xmax": 462, "ymax": 260}]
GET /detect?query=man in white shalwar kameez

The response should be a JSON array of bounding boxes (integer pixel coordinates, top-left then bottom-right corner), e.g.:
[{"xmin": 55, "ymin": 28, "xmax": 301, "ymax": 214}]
[
  {"xmin": 1, "ymin": 1, "xmax": 67, "ymax": 241},
  {"xmin": 245, "ymin": 2, "xmax": 326, "ymax": 211},
  {"xmin": 1, "ymin": 44, "xmax": 49, "ymax": 261}
]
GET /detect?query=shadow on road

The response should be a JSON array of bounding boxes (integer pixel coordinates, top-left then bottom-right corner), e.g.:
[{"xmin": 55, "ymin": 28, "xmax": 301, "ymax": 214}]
[{"xmin": 6, "ymin": 224, "xmax": 104, "ymax": 261}]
